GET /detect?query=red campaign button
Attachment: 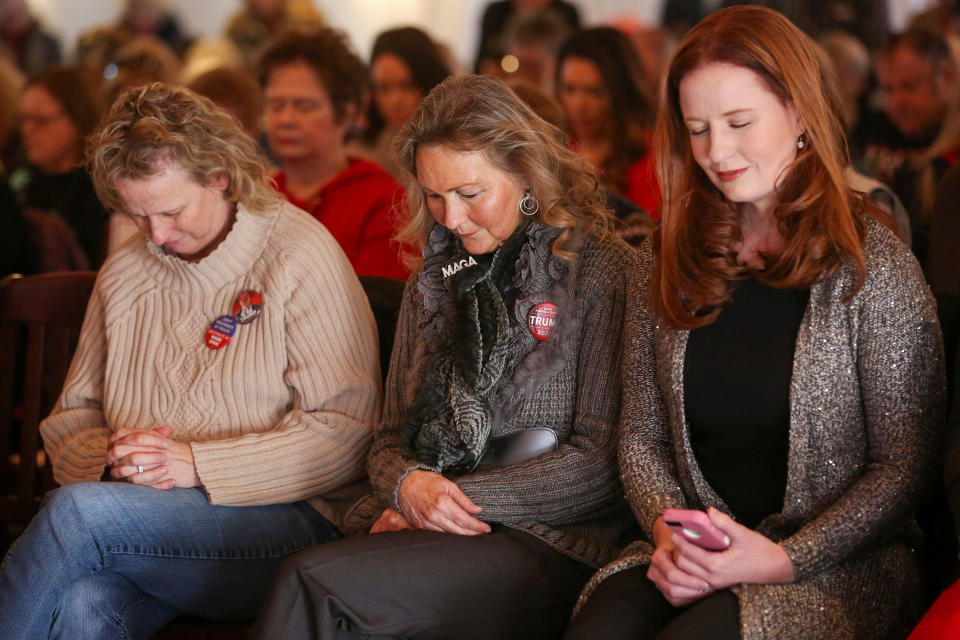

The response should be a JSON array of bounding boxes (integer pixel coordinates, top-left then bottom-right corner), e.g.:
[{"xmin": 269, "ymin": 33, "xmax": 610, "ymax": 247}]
[
  {"xmin": 232, "ymin": 289, "xmax": 262, "ymax": 325},
  {"xmin": 527, "ymin": 302, "xmax": 557, "ymax": 341},
  {"xmin": 205, "ymin": 315, "xmax": 237, "ymax": 350}
]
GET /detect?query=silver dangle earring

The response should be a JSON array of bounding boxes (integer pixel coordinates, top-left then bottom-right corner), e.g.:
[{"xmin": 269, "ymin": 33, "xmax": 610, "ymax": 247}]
[
  {"xmin": 797, "ymin": 133, "xmax": 806, "ymax": 150},
  {"xmin": 519, "ymin": 187, "xmax": 539, "ymax": 217}
]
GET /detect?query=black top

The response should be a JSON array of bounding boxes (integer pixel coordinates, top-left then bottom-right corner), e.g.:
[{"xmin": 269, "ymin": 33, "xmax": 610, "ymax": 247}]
[
  {"xmin": 684, "ymin": 278, "xmax": 809, "ymax": 529},
  {"xmin": 0, "ymin": 178, "xmax": 38, "ymax": 277},
  {"xmin": 9, "ymin": 165, "xmax": 107, "ymax": 268}
]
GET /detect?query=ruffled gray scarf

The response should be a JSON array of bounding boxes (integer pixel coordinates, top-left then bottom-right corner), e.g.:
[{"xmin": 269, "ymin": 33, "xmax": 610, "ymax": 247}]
[{"xmin": 399, "ymin": 223, "xmax": 530, "ymax": 471}]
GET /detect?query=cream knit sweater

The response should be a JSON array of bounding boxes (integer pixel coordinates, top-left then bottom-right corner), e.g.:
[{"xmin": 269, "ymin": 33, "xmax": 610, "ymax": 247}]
[{"xmin": 40, "ymin": 202, "xmax": 382, "ymax": 519}]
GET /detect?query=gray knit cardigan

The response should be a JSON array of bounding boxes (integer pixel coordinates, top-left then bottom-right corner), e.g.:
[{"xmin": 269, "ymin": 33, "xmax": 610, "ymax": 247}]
[
  {"xmin": 345, "ymin": 221, "xmax": 639, "ymax": 568},
  {"xmin": 576, "ymin": 219, "xmax": 946, "ymax": 639}
]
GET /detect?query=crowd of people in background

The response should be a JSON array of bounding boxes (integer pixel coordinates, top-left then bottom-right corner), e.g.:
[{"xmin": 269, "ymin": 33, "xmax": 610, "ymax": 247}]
[
  {"xmin": 1, "ymin": 0, "xmax": 960, "ymax": 638},
  {"xmin": 0, "ymin": 0, "xmax": 957, "ymax": 289},
  {"xmin": 1, "ymin": 0, "xmax": 957, "ymax": 289}
]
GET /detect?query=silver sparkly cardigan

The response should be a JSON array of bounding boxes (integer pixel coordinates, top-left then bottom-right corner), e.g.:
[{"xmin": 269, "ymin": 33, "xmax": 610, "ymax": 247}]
[{"xmin": 577, "ymin": 219, "xmax": 946, "ymax": 639}]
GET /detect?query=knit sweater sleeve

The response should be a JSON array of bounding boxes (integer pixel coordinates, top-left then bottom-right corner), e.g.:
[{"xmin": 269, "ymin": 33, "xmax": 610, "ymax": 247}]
[
  {"xmin": 40, "ymin": 282, "xmax": 112, "ymax": 485},
  {"xmin": 369, "ymin": 241, "xmax": 635, "ymax": 526},
  {"xmin": 780, "ymin": 228, "xmax": 945, "ymax": 580},
  {"xmin": 190, "ymin": 240, "xmax": 381, "ymax": 506},
  {"xmin": 368, "ymin": 277, "xmax": 435, "ymax": 510},
  {"xmin": 454, "ymin": 250, "xmax": 632, "ymax": 525},
  {"xmin": 618, "ymin": 243, "xmax": 687, "ymax": 538}
]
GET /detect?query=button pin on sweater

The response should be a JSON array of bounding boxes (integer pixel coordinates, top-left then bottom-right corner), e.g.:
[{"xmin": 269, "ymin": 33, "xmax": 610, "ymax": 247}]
[
  {"xmin": 527, "ymin": 302, "xmax": 557, "ymax": 341},
  {"xmin": 232, "ymin": 289, "xmax": 262, "ymax": 324},
  {"xmin": 205, "ymin": 315, "xmax": 236, "ymax": 350}
]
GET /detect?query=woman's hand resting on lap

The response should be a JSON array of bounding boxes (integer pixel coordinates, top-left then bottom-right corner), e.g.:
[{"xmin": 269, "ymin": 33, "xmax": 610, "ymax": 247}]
[
  {"xmin": 106, "ymin": 425, "xmax": 201, "ymax": 489},
  {"xmin": 397, "ymin": 470, "xmax": 491, "ymax": 536},
  {"xmin": 648, "ymin": 507, "xmax": 794, "ymax": 607}
]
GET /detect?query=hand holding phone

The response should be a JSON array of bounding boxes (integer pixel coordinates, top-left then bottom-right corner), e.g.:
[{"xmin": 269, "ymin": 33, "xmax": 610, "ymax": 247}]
[{"xmin": 663, "ymin": 508, "xmax": 730, "ymax": 551}]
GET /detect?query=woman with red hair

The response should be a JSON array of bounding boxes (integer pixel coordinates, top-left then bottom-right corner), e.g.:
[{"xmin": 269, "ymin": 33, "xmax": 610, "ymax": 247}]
[{"xmin": 566, "ymin": 6, "xmax": 944, "ymax": 639}]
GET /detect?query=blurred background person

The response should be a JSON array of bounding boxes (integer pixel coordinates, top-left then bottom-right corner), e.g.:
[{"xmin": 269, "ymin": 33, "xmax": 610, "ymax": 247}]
[
  {"xmin": 815, "ymin": 34, "xmax": 913, "ymax": 246},
  {"xmin": 556, "ymin": 27, "xmax": 660, "ymax": 217},
  {"xmin": 188, "ymin": 66, "xmax": 262, "ymax": 140},
  {"xmin": 9, "ymin": 66, "xmax": 106, "ymax": 271},
  {"xmin": 859, "ymin": 28, "xmax": 957, "ymax": 263},
  {"xmin": 75, "ymin": 25, "xmax": 133, "ymax": 99},
  {"xmin": 718, "ymin": 0, "xmax": 891, "ymax": 49},
  {"xmin": 101, "ymin": 36, "xmax": 181, "ymax": 108},
  {"xmin": 178, "ymin": 36, "xmax": 245, "ymax": 85},
  {"xmin": 499, "ymin": 9, "xmax": 572, "ymax": 93},
  {"xmin": 820, "ymin": 30, "xmax": 873, "ymax": 136},
  {"xmin": 117, "ymin": 0, "xmax": 188, "ymax": 55},
  {"xmin": 475, "ymin": 0, "xmax": 579, "ymax": 76},
  {"xmin": 257, "ymin": 26, "xmax": 408, "ymax": 280},
  {"xmin": 906, "ymin": 86, "xmax": 960, "ymax": 256},
  {"xmin": 0, "ymin": 0, "xmax": 60, "ymax": 77},
  {"xmin": 226, "ymin": 0, "xmax": 323, "ymax": 67},
  {"xmin": 351, "ymin": 26, "xmax": 451, "ymax": 180},
  {"xmin": 511, "ymin": 78, "xmax": 654, "ymax": 246}
]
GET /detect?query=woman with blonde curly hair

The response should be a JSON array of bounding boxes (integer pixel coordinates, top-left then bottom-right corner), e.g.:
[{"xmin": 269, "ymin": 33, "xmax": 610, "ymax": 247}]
[
  {"xmin": 0, "ymin": 82, "xmax": 382, "ymax": 639},
  {"xmin": 566, "ymin": 6, "xmax": 944, "ymax": 640},
  {"xmin": 254, "ymin": 73, "xmax": 639, "ymax": 640}
]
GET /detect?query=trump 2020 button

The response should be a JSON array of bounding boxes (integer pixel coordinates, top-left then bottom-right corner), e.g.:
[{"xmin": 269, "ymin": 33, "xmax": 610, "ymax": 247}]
[
  {"xmin": 205, "ymin": 315, "xmax": 237, "ymax": 350},
  {"xmin": 527, "ymin": 302, "xmax": 557, "ymax": 341}
]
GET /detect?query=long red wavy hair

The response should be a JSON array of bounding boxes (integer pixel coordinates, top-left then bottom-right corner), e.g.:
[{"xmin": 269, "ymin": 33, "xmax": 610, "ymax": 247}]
[{"xmin": 650, "ymin": 5, "xmax": 869, "ymax": 329}]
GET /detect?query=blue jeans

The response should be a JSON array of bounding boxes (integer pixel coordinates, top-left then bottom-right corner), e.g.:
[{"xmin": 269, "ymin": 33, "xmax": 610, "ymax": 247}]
[{"xmin": 0, "ymin": 482, "xmax": 340, "ymax": 639}]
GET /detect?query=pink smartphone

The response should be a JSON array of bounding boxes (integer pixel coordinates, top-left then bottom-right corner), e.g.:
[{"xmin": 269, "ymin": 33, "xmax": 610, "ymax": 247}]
[{"xmin": 663, "ymin": 509, "xmax": 730, "ymax": 551}]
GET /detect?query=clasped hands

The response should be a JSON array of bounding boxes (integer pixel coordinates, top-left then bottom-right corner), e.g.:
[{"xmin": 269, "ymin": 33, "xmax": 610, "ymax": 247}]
[
  {"xmin": 371, "ymin": 469, "xmax": 491, "ymax": 535},
  {"xmin": 105, "ymin": 425, "xmax": 200, "ymax": 490},
  {"xmin": 647, "ymin": 507, "xmax": 795, "ymax": 607}
]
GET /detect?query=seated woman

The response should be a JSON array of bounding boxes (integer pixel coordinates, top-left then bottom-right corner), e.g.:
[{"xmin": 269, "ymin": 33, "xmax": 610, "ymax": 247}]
[
  {"xmin": 253, "ymin": 74, "xmax": 639, "ymax": 640},
  {"xmin": 258, "ymin": 26, "xmax": 409, "ymax": 280},
  {"xmin": 555, "ymin": 27, "xmax": 660, "ymax": 218},
  {"xmin": 566, "ymin": 7, "xmax": 945, "ymax": 640},
  {"xmin": 0, "ymin": 83, "xmax": 381, "ymax": 639},
  {"xmin": 10, "ymin": 66, "xmax": 106, "ymax": 269}
]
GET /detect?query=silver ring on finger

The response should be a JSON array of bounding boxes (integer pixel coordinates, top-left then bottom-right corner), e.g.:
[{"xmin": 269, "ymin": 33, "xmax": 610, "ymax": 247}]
[{"xmin": 137, "ymin": 464, "xmax": 144, "ymax": 475}]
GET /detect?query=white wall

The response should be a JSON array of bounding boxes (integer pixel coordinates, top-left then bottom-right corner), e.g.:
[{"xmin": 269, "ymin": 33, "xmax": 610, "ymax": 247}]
[{"xmin": 25, "ymin": 0, "xmax": 941, "ymax": 70}]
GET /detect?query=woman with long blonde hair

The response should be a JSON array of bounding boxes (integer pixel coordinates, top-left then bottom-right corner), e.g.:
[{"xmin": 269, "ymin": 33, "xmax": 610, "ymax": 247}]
[{"xmin": 254, "ymin": 73, "xmax": 638, "ymax": 640}]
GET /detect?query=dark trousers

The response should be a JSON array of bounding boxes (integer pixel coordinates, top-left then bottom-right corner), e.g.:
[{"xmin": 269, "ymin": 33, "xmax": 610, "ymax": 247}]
[
  {"xmin": 252, "ymin": 525, "xmax": 595, "ymax": 640},
  {"xmin": 564, "ymin": 565, "xmax": 740, "ymax": 640}
]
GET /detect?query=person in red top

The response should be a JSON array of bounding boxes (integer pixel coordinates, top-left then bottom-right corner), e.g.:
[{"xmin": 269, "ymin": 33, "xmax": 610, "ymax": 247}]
[
  {"xmin": 556, "ymin": 27, "xmax": 661, "ymax": 219},
  {"xmin": 257, "ymin": 26, "xmax": 409, "ymax": 280}
]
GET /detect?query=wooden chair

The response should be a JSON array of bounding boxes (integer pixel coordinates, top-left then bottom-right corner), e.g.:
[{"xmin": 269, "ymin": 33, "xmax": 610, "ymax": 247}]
[{"xmin": 0, "ymin": 271, "xmax": 97, "ymax": 551}]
